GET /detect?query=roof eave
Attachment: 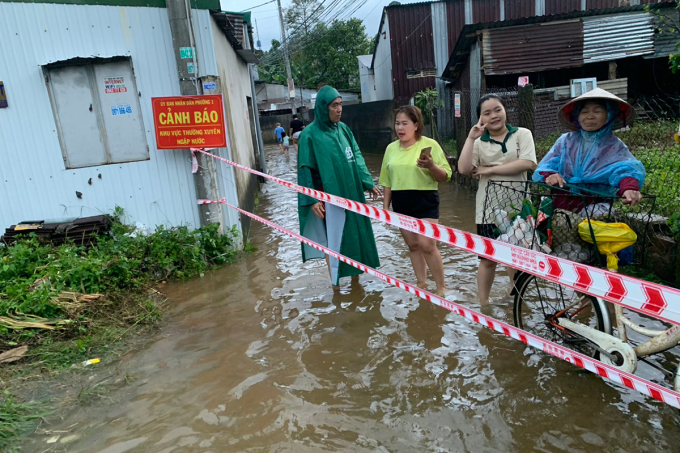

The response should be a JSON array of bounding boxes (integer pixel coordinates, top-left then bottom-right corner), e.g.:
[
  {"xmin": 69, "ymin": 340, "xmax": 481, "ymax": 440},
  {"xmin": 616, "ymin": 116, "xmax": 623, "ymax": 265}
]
[{"xmin": 440, "ymin": 1, "xmax": 677, "ymax": 82}]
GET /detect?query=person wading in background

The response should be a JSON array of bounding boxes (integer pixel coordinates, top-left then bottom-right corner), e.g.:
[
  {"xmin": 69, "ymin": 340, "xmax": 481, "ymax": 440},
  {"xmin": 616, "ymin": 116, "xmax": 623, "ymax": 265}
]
[
  {"xmin": 290, "ymin": 114, "xmax": 305, "ymax": 152},
  {"xmin": 274, "ymin": 122, "xmax": 285, "ymax": 153}
]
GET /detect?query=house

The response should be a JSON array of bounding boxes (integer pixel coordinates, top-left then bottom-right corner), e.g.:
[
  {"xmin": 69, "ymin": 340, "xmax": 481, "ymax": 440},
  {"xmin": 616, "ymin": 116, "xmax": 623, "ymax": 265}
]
[
  {"xmin": 358, "ymin": 0, "xmax": 673, "ymax": 136},
  {"xmin": 0, "ymin": 0, "xmax": 262, "ymax": 237},
  {"xmin": 440, "ymin": 2, "xmax": 679, "ymax": 133},
  {"xmin": 254, "ymin": 82, "xmax": 359, "ymax": 114}
]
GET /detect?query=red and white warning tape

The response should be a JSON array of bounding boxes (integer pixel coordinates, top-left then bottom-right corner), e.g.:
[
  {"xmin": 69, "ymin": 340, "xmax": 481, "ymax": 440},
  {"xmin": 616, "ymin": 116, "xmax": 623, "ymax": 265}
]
[
  {"xmin": 192, "ymin": 148, "xmax": 680, "ymax": 327},
  {"xmin": 198, "ymin": 196, "xmax": 680, "ymax": 410}
]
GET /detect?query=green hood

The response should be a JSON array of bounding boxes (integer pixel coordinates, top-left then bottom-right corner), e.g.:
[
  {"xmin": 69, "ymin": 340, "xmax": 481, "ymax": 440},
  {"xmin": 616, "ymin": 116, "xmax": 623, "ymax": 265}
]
[{"xmin": 314, "ymin": 86, "xmax": 341, "ymax": 130}]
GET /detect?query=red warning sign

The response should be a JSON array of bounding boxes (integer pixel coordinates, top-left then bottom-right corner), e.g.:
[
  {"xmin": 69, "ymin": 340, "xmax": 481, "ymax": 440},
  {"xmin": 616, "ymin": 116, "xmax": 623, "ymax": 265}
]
[{"xmin": 151, "ymin": 95, "xmax": 227, "ymax": 150}]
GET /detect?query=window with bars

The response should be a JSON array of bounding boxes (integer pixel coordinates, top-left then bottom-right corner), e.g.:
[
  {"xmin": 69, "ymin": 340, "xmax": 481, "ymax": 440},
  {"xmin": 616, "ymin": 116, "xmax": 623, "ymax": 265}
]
[{"xmin": 406, "ymin": 69, "xmax": 437, "ymax": 79}]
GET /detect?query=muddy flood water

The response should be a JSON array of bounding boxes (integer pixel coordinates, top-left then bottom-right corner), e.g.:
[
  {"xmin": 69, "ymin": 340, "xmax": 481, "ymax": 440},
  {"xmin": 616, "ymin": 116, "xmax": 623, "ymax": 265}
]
[{"xmin": 23, "ymin": 147, "xmax": 680, "ymax": 452}]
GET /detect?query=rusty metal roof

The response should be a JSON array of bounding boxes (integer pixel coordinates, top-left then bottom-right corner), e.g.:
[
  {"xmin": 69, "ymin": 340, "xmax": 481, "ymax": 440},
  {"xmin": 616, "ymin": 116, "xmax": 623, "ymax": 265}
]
[
  {"xmin": 441, "ymin": 2, "xmax": 677, "ymax": 81},
  {"xmin": 483, "ymin": 20, "xmax": 584, "ymax": 75}
]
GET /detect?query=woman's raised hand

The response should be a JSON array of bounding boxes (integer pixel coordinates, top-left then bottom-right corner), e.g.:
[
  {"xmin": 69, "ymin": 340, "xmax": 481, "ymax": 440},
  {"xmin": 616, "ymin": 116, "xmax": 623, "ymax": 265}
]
[{"xmin": 468, "ymin": 117, "xmax": 486, "ymax": 140}]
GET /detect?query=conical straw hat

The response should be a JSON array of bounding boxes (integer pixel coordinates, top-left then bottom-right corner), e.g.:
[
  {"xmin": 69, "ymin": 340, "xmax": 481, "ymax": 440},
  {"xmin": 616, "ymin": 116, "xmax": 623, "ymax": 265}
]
[{"xmin": 558, "ymin": 87, "xmax": 635, "ymax": 131}]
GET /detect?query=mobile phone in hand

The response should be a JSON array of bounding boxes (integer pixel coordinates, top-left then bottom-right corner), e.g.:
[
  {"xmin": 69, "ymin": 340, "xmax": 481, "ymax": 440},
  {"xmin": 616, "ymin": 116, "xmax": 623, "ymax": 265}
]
[{"xmin": 420, "ymin": 147, "xmax": 432, "ymax": 159}]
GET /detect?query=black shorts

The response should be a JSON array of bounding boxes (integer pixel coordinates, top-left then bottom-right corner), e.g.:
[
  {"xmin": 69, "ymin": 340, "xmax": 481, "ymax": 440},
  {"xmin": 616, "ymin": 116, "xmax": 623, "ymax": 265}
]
[
  {"xmin": 391, "ymin": 190, "xmax": 439, "ymax": 219},
  {"xmin": 477, "ymin": 223, "xmax": 497, "ymax": 261}
]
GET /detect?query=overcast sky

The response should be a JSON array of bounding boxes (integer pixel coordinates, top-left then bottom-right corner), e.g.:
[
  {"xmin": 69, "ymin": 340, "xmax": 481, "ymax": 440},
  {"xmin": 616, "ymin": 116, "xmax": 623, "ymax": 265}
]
[{"xmin": 220, "ymin": 0, "xmax": 420, "ymax": 52}]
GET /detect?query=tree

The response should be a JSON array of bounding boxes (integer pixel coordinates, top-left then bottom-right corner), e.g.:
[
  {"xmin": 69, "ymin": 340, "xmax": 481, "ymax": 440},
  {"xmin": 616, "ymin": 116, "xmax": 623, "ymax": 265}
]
[
  {"xmin": 295, "ymin": 18, "xmax": 373, "ymax": 90},
  {"xmin": 257, "ymin": 18, "xmax": 372, "ymax": 91},
  {"xmin": 257, "ymin": 40, "xmax": 288, "ymax": 85},
  {"xmin": 414, "ymin": 88, "xmax": 444, "ymax": 145},
  {"xmin": 285, "ymin": 0, "xmax": 323, "ymax": 36},
  {"xmin": 646, "ymin": 1, "xmax": 680, "ymax": 74},
  {"xmin": 257, "ymin": 39, "xmax": 317, "ymax": 89}
]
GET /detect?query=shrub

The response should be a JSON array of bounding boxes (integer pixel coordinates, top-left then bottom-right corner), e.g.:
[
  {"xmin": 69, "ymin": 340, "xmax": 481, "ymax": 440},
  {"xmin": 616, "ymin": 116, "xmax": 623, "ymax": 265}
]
[{"xmin": 0, "ymin": 219, "xmax": 239, "ymax": 323}]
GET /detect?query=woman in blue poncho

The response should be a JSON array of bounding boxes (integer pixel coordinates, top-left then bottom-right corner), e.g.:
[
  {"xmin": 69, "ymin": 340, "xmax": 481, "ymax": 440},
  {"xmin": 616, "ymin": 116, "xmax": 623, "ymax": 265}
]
[{"xmin": 533, "ymin": 88, "xmax": 645, "ymax": 207}]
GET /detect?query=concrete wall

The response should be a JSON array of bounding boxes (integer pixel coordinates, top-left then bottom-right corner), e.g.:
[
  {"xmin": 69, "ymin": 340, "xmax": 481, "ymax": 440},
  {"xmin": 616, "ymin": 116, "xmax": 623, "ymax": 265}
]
[
  {"xmin": 260, "ymin": 101, "xmax": 394, "ymax": 154},
  {"xmin": 260, "ymin": 111, "xmax": 314, "ymax": 144},
  {"xmin": 211, "ymin": 16, "xmax": 259, "ymax": 232},
  {"xmin": 340, "ymin": 100, "xmax": 395, "ymax": 154}
]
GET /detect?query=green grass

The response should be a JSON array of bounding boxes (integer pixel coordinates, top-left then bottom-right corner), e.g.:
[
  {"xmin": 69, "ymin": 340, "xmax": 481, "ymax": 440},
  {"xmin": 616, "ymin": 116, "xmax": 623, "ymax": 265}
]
[
  {"xmin": 440, "ymin": 137, "xmax": 458, "ymax": 157},
  {"xmin": 0, "ymin": 392, "xmax": 46, "ymax": 451},
  {"xmin": 0, "ymin": 209, "xmax": 242, "ymax": 448},
  {"xmin": 1, "ymin": 212, "xmax": 238, "ymax": 328},
  {"xmin": 534, "ymin": 121, "xmax": 680, "ymax": 218}
]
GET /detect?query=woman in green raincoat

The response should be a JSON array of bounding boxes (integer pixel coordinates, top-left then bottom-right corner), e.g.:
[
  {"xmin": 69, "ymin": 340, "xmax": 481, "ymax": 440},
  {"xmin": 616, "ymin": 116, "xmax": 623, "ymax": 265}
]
[{"xmin": 297, "ymin": 86, "xmax": 381, "ymax": 290}]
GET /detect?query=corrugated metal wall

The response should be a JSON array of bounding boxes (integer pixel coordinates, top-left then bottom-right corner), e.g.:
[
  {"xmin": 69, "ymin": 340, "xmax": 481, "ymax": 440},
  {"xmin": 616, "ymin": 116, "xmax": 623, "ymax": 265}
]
[
  {"xmin": 583, "ymin": 12, "xmax": 654, "ymax": 63},
  {"xmin": 484, "ymin": 20, "xmax": 584, "ymax": 74},
  {"xmin": 586, "ymin": 0, "xmax": 621, "ymax": 10},
  {"xmin": 432, "ymin": 2, "xmax": 452, "ymax": 137},
  {"xmin": 545, "ymin": 0, "xmax": 583, "ymax": 15},
  {"xmin": 0, "ymin": 3, "xmax": 241, "ymax": 231},
  {"xmin": 446, "ymin": 0, "xmax": 466, "ymax": 53},
  {"xmin": 504, "ymin": 0, "xmax": 535, "ymax": 19},
  {"xmin": 372, "ymin": 15, "xmax": 394, "ymax": 102},
  {"xmin": 388, "ymin": 4, "xmax": 437, "ymax": 105},
  {"xmin": 473, "ymin": 0, "xmax": 500, "ymax": 23}
]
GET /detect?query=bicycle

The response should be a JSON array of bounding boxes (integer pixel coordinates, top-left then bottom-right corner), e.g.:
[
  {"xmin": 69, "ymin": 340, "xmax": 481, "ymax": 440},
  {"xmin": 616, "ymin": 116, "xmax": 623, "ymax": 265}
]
[{"xmin": 483, "ymin": 180, "xmax": 680, "ymax": 391}]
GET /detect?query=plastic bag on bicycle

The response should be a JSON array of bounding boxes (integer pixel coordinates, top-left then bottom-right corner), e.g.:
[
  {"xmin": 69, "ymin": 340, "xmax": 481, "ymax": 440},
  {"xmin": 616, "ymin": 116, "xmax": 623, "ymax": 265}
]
[{"xmin": 578, "ymin": 220, "xmax": 637, "ymax": 271}]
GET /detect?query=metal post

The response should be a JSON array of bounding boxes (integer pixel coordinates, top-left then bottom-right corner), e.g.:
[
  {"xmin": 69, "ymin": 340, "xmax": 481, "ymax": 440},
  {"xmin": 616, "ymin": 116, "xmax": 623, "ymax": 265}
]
[
  {"xmin": 249, "ymin": 64, "xmax": 267, "ymax": 174},
  {"xmin": 518, "ymin": 85, "xmax": 535, "ymax": 135},
  {"xmin": 166, "ymin": 0, "xmax": 224, "ymax": 229},
  {"xmin": 276, "ymin": 0, "xmax": 297, "ymax": 114}
]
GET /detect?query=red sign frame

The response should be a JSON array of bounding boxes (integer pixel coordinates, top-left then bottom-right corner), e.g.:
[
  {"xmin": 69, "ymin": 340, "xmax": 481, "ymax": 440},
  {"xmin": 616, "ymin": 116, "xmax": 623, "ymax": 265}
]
[{"xmin": 151, "ymin": 95, "xmax": 227, "ymax": 150}]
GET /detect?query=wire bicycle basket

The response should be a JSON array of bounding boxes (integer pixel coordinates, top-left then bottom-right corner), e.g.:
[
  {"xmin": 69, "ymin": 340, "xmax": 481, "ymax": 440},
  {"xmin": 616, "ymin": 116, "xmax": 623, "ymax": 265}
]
[{"xmin": 482, "ymin": 180, "xmax": 657, "ymax": 269}]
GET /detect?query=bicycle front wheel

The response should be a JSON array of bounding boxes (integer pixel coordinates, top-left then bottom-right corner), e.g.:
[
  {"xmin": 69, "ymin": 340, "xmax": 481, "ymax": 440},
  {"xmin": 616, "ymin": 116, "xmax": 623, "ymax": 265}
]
[{"xmin": 513, "ymin": 273, "xmax": 609, "ymax": 358}]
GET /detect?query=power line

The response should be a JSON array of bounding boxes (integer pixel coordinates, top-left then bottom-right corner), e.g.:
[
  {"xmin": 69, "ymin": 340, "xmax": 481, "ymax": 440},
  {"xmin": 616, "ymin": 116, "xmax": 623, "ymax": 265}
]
[
  {"xmin": 259, "ymin": 0, "xmax": 341, "ymax": 63},
  {"xmin": 260, "ymin": 0, "xmax": 367, "ymax": 65},
  {"xmin": 239, "ymin": 0, "xmax": 277, "ymax": 12}
]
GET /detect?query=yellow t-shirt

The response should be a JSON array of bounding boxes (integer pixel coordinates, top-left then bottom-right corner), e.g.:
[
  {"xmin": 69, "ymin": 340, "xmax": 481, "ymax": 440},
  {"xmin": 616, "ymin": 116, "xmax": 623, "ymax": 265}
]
[{"xmin": 378, "ymin": 136, "xmax": 452, "ymax": 191}]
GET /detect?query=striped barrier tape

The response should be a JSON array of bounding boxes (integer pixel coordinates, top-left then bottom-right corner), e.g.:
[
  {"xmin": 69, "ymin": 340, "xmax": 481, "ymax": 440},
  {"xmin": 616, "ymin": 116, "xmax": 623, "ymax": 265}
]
[
  {"xmin": 200, "ymin": 196, "xmax": 680, "ymax": 410},
  {"xmin": 192, "ymin": 148, "xmax": 680, "ymax": 327}
]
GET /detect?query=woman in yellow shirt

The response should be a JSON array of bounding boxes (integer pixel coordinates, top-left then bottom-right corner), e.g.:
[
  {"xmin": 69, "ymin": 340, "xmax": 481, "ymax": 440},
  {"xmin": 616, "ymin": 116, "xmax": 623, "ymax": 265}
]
[{"xmin": 379, "ymin": 106, "xmax": 452, "ymax": 297}]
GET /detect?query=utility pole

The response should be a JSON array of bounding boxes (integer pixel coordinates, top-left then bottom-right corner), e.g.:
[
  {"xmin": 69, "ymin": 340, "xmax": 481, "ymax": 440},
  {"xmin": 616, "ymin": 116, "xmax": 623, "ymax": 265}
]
[
  {"xmin": 166, "ymin": 0, "xmax": 224, "ymax": 230},
  {"xmin": 276, "ymin": 0, "xmax": 297, "ymax": 114}
]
